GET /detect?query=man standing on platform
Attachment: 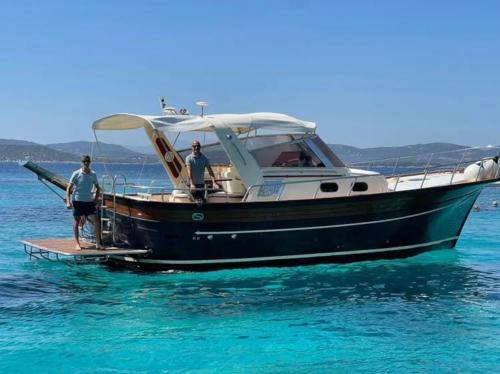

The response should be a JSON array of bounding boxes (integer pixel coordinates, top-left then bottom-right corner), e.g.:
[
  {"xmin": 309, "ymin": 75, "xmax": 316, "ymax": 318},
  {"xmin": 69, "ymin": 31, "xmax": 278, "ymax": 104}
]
[
  {"xmin": 185, "ymin": 140, "xmax": 221, "ymax": 203},
  {"xmin": 66, "ymin": 155, "xmax": 102, "ymax": 250}
]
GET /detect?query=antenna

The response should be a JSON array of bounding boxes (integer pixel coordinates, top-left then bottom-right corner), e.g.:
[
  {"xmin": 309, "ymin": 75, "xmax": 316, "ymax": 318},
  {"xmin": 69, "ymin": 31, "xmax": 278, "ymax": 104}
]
[
  {"xmin": 159, "ymin": 97, "xmax": 177, "ymax": 115},
  {"xmin": 196, "ymin": 101, "xmax": 208, "ymax": 117},
  {"xmin": 159, "ymin": 96, "xmax": 166, "ymax": 113}
]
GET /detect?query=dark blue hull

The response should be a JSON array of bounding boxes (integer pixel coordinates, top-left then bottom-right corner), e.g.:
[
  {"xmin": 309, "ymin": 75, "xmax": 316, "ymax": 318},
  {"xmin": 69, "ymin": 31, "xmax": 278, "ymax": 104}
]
[{"xmin": 103, "ymin": 181, "xmax": 489, "ymax": 271}]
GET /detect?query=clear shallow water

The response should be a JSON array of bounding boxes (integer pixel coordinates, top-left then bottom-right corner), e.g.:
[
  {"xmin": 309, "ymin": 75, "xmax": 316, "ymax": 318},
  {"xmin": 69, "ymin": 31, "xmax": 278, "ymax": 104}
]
[{"xmin": 0, "ymin": 162, "xmax": 499, "ymax": 373}]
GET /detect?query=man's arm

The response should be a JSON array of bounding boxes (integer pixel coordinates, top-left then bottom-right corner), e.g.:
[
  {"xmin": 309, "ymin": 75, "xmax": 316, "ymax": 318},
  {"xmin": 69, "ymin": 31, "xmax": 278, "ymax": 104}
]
[
  {"xmin": 66, "ymin": 183, "xmax": 73, "ymax": 209},
  {"xmin": 207, "ymin": 165, "xmax": 221, "ymax": 189},
  {"xmin": 185, "ymin": 156, "xmax": 195, "ymax": 190},
  {"xmin": 93, "ymin": 174, "xmax": 100, "ymax": 202},
  {"xmin": 187, "ymin": 165, "xmax": 195, "ymax": 190},
  {"xmin": 67, "ymin": 171, "xmax": 78, "ymax": 208},
  {"xmin": 94, "ymin": 184, "xmax": 100, "ymax": 202}
]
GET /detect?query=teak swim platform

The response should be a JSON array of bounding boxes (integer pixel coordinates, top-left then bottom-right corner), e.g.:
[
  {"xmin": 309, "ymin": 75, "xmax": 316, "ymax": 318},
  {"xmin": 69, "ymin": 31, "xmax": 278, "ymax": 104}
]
[{"xmin": 22, "ymin": 239, "xmax": 147, "ymax": 264}]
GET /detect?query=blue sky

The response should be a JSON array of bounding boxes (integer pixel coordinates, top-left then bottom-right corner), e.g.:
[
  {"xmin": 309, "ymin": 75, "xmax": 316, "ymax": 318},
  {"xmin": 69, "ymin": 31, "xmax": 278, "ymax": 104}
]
[{"xmin": 1, "ymin": 1, "xmax": 499, "ymax": 147}]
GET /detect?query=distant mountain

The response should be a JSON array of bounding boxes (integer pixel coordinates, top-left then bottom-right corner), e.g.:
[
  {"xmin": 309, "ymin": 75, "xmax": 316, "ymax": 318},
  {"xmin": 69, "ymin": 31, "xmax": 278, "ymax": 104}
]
[
  {"xmin": 330, "ymin": 143, "xmax": 497, "ymax": 167},
  {"xmin": 0, "ymin": 144, "xmax": 79, "ymax": 162},
  {"xmin": 0, "ymin": 139, "xmax": 151, "ymax": 163},
  {"xmin": 1, "ymin": 138, "xmax": 497, "ymax": 166},
  {"xmin": 0, "ymin": 139, "xmax": 39, "ymax": 146},
  {"xmin": 330, "ymin": 143, "xmax": 467, "ymax": 164},
  {"xmin": 46, "ymin": 141, "xmax": 152, "ymax": 163}
]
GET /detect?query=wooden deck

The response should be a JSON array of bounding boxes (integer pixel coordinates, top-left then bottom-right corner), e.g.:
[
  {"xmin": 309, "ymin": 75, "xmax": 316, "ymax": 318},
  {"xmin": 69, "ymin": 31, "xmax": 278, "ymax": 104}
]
[{"xmin": 21, "ymin": 238, "xmax": 148, "ymax": 258}]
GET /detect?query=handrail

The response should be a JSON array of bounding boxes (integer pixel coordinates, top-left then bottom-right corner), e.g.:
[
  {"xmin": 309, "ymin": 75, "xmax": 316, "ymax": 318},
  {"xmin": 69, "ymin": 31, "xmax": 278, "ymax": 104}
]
[
  {"xmin": 419, "ymin": 153, "xmax": 434, "ymax": 189},
  {"xmin": 385, "ymin": 155, "xmax": 498, "ymax": 178},
  {"xmin": 347, "ymin": 176, "xmax": 358, "ymax": 197},
  {"xmin": 391, "ymin": 157, "xmax": 399, "ymax": 175},
  {"xmin": 102, "ymin": 179, "xmax": 234, "ymax": 203},
  {"xmin": 475, "ymin": 160, "xmax": 485, "ymax": 182},
  {"xmin": 449, "ymin": 152, "xmax": 466, "ymax": 185},
  {"xmin": 348, "ymin": 145, "xmax": 500, "ymax": 168},
  {"xmin": 393, "ymin": 175, "xmax": 401, "ymax": 191},
  {"xmin": 312, "ymin": 181, "xmax": 322, "ymax": 199},
  {"xmin": 112, "ymin": 175, "xmax": 128, "ymax": 243},
  {"xmin": 100, "ymin": 174, "xmax": 114, "ymax": 245}
]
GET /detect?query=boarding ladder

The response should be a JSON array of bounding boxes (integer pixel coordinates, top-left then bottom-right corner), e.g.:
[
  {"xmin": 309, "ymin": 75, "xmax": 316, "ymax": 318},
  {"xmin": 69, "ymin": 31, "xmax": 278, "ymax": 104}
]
[{"xmin": 100, "ymin": 174, "xmax": 128, "ymax": 245}]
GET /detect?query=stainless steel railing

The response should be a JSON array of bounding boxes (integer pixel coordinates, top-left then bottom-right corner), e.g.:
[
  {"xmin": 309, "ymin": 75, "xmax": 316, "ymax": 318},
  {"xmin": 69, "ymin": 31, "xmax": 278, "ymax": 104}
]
[
  {"xmin": 100, "ymin": 174, "xmax": 233, "ymax": 203},
  {"xmin": 242, "ymin": 155, "xmax": 500, "ymax": 202},
  {"xmin": 349, "ymin": 145, "xmax": 500, "ymax": 177}
]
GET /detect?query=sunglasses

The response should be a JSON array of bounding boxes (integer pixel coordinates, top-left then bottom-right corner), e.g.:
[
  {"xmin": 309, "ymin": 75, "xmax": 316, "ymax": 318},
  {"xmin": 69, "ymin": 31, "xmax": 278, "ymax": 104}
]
[{"xmin": 192, "ymin": 145, "xmax": 201, "ymax": 149}]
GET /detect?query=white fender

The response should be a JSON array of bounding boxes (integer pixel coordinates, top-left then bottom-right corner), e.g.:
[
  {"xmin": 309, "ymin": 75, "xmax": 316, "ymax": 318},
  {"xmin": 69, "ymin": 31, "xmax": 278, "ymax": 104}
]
[
  {"xmin": 493, "ymin": 157, "xmax": 500, "ymax": 179},
  {"xmin": 464, "ymin": 159, "xmax": 499, "ymax": 181}
]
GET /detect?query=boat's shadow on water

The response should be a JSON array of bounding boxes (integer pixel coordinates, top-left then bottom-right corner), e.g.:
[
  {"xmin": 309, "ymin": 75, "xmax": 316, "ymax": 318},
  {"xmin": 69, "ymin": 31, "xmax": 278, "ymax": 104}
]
[
  {"xmin": 0, "ymin": 250, "xmax": 496, "ymax": 319},
  {"xmin": 150, "ymin": 251, "xmax": 495, "ymax": 315}
]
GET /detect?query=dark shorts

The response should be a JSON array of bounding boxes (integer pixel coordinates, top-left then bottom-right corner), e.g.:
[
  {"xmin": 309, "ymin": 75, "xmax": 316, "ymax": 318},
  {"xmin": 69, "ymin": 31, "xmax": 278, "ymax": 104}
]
[{"xmin": 72, "ymin": 201, "xmax": 96, "ymax": 217}]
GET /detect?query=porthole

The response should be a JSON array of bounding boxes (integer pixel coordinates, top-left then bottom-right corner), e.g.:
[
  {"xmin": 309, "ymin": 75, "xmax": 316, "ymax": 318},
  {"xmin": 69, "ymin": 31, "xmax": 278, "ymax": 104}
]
[
  {"xmin": 352, "ymin": 182, "xmax": 368, "ymax": 192},
  {"xmin": 320, "ymin": 183, "xmax": 339, "ymax": 193}
]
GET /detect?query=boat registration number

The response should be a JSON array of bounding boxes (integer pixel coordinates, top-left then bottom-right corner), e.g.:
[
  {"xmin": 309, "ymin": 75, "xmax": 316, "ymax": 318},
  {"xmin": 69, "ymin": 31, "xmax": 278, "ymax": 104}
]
[{"xmin": 258, "ymin": 181, "xmax": 283, "ymax": 197}]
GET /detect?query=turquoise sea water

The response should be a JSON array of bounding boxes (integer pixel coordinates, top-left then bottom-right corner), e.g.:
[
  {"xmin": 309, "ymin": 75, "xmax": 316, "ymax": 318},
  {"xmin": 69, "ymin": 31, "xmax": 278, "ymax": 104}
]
[{"xmin": 0, "ymin": 162, "xmax": 499, "ymax": 373}]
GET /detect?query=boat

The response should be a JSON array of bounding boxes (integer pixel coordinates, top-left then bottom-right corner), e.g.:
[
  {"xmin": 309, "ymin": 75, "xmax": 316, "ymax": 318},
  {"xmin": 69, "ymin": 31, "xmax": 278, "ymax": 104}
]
[{"xmin": 22, "ymin": 100, "xmax": 500, "ymax": 270}]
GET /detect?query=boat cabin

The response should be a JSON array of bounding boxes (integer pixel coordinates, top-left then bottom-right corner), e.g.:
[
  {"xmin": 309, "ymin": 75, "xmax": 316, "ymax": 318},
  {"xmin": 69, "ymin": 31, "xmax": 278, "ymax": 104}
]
[{"xmin": 92, "ymin": 111, "xmax": 389, "ymax": 203}]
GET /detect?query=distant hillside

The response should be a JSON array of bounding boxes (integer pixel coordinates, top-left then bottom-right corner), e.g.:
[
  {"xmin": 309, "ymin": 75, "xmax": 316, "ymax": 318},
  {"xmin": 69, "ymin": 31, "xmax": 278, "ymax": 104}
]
[
  {"xmin": 0, "ymin": 139, "xmax": 39, "ymax": 146},
  {"xmin": 1, "ymin": 138, "xmax": 497, "ymax": 166},
  {"xmin": 330, "ymin": 143, "xmax": 497, "ymax": 167},
  {"xmin": 46, "ymin": 141, "xmax": 148, "ymax": 162},
  {"xmin": 0, "ymin": 144, "xmax": 79, "ymax": 162},
  {"xmin": 330, "ymin": 143, "xmax": 467, "ymax": 164},
  {"xmin": 0, "ymin": 139, "xmax": 150, "ymax": 163}
]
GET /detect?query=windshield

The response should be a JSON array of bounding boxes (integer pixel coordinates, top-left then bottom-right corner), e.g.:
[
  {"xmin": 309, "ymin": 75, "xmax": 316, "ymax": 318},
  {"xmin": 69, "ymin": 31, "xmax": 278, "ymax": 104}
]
[{"xmin": 177, "ymin": 134, "xmax": 345, "ymax": 168}]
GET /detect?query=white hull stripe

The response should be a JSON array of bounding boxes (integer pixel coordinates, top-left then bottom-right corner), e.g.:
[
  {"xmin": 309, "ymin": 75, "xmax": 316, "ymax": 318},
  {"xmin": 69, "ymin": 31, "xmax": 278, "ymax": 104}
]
[
  {"xmin": 195, "ymin": 193, "xmax": 474, "ymax": 235},
  {"xmin": 113, "ymin": 236, "xmax": 459, "ymax": 265}
]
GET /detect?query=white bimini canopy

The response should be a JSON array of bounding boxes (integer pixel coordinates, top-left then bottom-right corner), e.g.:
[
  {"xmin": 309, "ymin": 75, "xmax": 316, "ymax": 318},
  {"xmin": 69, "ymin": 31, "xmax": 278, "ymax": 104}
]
[{"xmin": 92, "ymin": 112, "xmax": 316, "ymax": 134}]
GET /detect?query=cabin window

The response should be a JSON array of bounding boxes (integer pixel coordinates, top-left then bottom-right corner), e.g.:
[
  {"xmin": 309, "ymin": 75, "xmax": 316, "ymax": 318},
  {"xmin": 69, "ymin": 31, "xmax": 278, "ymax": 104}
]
[
  {"xmin": 272, "ymin": 151, "xmax": 314, "ymax": 167},
  {"xmin": 352, "ymin": 182, "xmax": 368, "ymax": 192},
  {"xmin": 247, "ymin": 136, "xmax": 325, "ymax": 167},
  {"xmin": 320, "ymin": 183, "xmax": 339, "ymax": 192}
]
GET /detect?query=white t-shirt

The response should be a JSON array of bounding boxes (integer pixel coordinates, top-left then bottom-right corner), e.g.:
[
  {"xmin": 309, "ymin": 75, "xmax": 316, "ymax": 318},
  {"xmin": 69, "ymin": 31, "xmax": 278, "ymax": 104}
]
[{"xmin": 69, "ymin": 169, "xmax": 99, "ymax": 202}]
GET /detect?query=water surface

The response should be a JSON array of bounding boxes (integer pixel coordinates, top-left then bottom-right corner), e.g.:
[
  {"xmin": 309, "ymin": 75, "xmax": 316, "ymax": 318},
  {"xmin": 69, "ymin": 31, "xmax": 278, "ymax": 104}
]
[{"xmin": 0, "ymin": 163, "xmax": 499, "ymax": 373}]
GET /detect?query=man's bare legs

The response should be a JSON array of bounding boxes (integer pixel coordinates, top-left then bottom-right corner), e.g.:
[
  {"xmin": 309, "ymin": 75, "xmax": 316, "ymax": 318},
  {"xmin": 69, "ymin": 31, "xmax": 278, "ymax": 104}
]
[
  {"xmin": 73, "ymin": 216, "xmax": 82, "ymax": 250},
  {"xmin": 73, "ymin": 214, "xmax": 102, "ymax": 250}
]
